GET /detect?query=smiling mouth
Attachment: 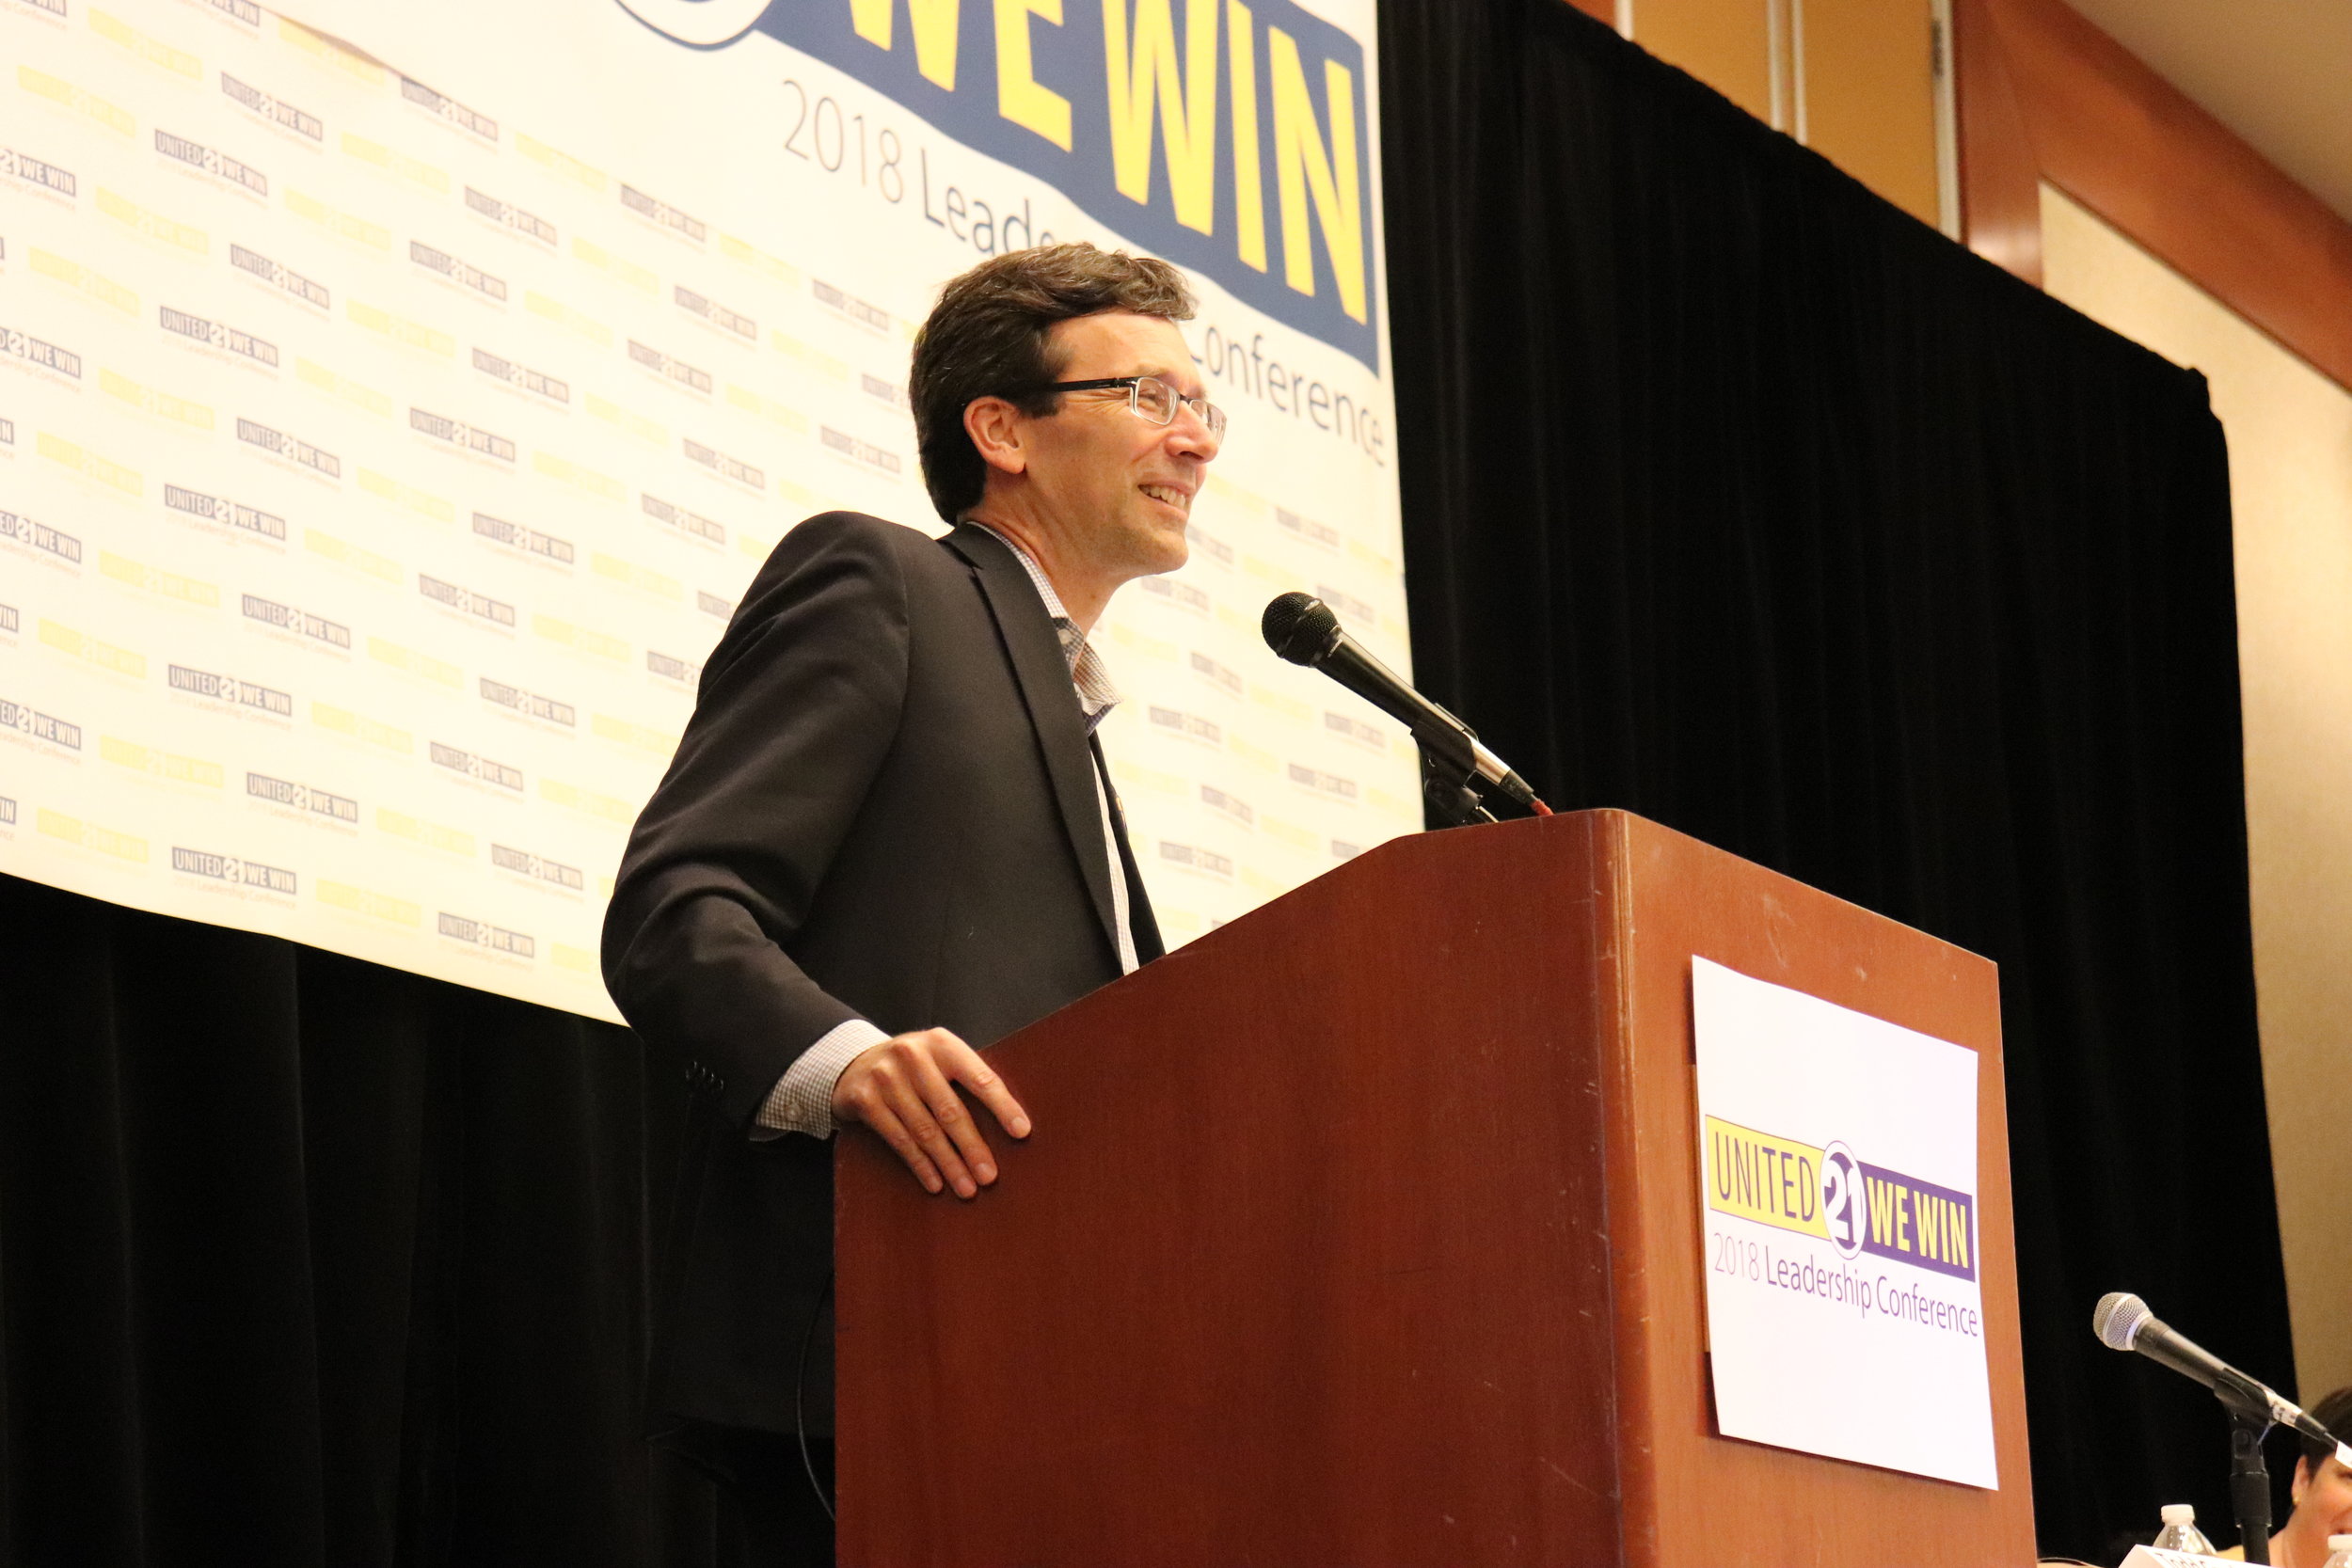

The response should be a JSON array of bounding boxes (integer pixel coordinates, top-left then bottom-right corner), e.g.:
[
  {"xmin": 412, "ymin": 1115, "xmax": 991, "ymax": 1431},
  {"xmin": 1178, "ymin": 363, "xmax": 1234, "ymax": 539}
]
[{"xmin": 1139, "ymin": 483, "xmax": 1190, "ymax": 512}]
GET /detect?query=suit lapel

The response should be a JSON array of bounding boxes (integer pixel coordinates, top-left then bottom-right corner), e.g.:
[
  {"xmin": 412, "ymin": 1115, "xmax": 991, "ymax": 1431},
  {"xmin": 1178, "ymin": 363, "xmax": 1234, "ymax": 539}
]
[{"xmin": 946, "ymin": 524, "xmax": 1122, "ymax": 960}]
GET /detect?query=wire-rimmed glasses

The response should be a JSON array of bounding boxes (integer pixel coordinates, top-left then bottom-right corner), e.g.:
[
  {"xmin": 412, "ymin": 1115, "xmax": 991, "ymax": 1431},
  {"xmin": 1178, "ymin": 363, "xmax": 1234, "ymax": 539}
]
[{"xmin": 1030, "ymin": 375, "xmax": 1227, "ymax": 438}]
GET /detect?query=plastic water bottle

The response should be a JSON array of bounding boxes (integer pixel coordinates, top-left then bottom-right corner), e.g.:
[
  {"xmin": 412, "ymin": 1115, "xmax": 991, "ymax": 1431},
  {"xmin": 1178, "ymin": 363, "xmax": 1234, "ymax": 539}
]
[
  {"xmin": 2150, "ymin": 1503, "xmax": 2215, "ymax": 1555},
  {"xmin": 2320, "ymin": 1532, "xmax": 2352, "ymax": 1568}
]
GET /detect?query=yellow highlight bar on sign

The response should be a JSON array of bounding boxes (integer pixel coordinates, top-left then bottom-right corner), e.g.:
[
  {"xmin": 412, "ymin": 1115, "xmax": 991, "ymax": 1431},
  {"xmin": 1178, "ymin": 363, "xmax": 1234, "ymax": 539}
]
[
  {"xmin": 376, "ymin": 807, "xmax": 474, "ymax": 857},
  {"xmin": 1205, "ymin": 471, "xmax": 1269, "ymax": 515},
  {"xmin": 32, "ymin": 249, "xmax": 139, "ymax": 316},
  {"xmin": 348, "ymin": 301, "xmax": 454, "ymax": 358},
  {"xmin": 527, "ymin": 290, "xmax": 614, "ymax": 345},
  {"xmin": 1260, "ymin": 814, "xmax": 1317, "ymax": 851},
  {"xmin": 40, "ymin": 808, "xmax": 149, "ymax": 863},
  {"xmin": 540, "ymin": 777, "xmax": 637, "ymax": 824},
  {"xmin": 367, "ymin": 636, "xmax": 463, "ymax": 689},
  {"xmin": 19, "ymin": 67, "xmax": 136, "ymax": 135},
  {"xmin": 341, "ymin": 132, "xmax": 449, "ymax": 194},
  {"xmin": 592, "ymin": 712, "xmax": 680, "ymax": 757},
  {"xmin": 101, "ymin": 550, "xmax": 219, "ymax": 607},
  {"xmin": 720, "ymin": 233, "xmax": 800, "ymax": 286},
  {"xmin": 312, "ymin": 700, "xmax": 413, "ymax": 754},
  {"xmin": 588, "ymin": 393, "xmax": 669, "ymax": 448},
  {"xmin": 358, "ymin": 468, "xmax": 453, "ymax": 524},
  {"xmin": 286, "ymin": 187, "xmax": 390, "ymax": 252},
  {"xmin": 536, "ymin": 452, "xmax": 627, "ymax": 503},
  {"xmin": 569, "ymin": 238, "xmax": 655, "ymax": 294},
  {"xmin": 518, "ymin": 133, "xmax": 606, "ymax": 192},
  {"xmin": 40, "ymin": 619, "xmax": 148, "ymax": 678},
  {"xmin": 101, "ymin": 368, "xmax": 215, "ymax": 431},
  {"xmin": 725, "ymin": 384, "xmax": 808, "ymax": 434},
  {"xmin": 591, "ymin": 552, "xmax": 680, "ymax": 601},
  {"xmin": 305, "ymin": 528, "xmax": 402, "ymax": 583},
  {"xmin": 1249, "ymin": 685, "xmax": 1311, "ymax": 721},
  {"xmin": 39, "ymin": 432, "xmax": 144, "ymax": 497},
  {"xmin": 297, "ymin": 357, "xmax": 393, "ymax": 418},
  {"xmin": 98, "ymin": 188, "xmax": 208, "ymax": 256},
  {"xmin": 102, "ymin": 736, "xmax": 222, "ymax": 787},
  {"xmin": 1704, "ymin": 1116, "xmax": 1832, "ymax": 1240},
  {"xmin": 532, "ymin": 614, "xmax": 629, "ymax": 662},
  {"xmin": 771, "ymin": 331, "xmax": 850, "ymax": 383},
  {"xmin": 318, "ymin": 879, "xmax": 421, "ymax": 927},
  {"xmin": 553, "ymin": 943, "xmax": 596, "ymax": 974},
  {"xmin": 1227, "ymin": 734, "xmax": 1280, "ymax": 772},
  {"xmin": 89, "ymin": 10, "xmax": 203, "ymax": 78}
]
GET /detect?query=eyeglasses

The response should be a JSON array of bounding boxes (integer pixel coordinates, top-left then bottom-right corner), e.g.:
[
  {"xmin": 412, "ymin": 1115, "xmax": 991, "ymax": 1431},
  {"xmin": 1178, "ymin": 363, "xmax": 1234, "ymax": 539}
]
[{"xmin": 1031, "ymin": 374, "xmax": 1227, "ymax": 438}]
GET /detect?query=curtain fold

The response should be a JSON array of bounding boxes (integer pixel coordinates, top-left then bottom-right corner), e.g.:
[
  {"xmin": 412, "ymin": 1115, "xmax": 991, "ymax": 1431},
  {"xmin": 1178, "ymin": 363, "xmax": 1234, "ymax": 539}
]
[
  {"xmin": 1379, "ymin": 1, "xmax": 2286, "ymax": 1557},
  {"xmin": 0, "ymin": 874, "xmax": 718, "ymax": 1566}
]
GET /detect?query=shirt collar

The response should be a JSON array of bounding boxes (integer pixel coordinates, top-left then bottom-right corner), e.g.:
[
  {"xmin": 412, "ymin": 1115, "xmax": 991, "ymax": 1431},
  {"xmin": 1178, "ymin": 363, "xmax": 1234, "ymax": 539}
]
[{"xmin": 972, "ymin": 523, "xmax": 1121, "ymax": 729}]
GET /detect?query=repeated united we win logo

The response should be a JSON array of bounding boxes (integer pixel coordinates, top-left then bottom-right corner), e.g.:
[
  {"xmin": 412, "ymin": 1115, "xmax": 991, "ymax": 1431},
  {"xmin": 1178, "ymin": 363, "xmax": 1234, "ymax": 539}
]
[{"xmin": 1703, "ymin": 1116, "xmax": 1978, "ymax": 1282}]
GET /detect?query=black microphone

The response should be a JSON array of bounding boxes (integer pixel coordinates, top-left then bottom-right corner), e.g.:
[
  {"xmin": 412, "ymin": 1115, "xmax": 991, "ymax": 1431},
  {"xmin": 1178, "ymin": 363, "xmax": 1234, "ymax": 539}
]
[
  {"xmin": 1262, "ymin": 592, "xmax": 1541, "ymax": 810},
  {"xmin": 2094, "ymin": 1291, "xmax": 2345, "ymax": 1453}
]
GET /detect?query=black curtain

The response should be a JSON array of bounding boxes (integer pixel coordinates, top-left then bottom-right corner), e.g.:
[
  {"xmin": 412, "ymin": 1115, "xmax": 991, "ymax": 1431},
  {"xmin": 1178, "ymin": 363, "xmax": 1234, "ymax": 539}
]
[
  {"xmin": 1379, "ymin": 0, "xmax": 2291, "ymax": 1558},
  {"xmin": 0, "ymin": 874, "xmax": 721, "ymax": 1566},
  {"xmin": 0, "ymin": 4, "xmax": 2296, "ymax": 1563}
]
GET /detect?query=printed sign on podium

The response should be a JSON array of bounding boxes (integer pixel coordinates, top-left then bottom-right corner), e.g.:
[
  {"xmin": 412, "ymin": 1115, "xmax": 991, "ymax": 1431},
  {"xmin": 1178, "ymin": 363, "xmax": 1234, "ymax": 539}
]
[{"xmin": 1692, "ymin": 955, "xmax": 1998, "ymax": 1487}]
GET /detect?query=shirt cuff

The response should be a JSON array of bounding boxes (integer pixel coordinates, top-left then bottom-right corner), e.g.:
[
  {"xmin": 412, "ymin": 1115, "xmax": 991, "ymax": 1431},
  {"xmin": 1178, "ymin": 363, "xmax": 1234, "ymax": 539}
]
[{"xmin": 752, "ymin": 1018, "xmax": 892, "ymax": 1141}]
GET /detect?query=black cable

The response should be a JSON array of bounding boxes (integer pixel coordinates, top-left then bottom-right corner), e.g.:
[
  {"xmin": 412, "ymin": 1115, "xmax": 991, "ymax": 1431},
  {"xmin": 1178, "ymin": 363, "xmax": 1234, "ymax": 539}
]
[{"xmin": 795, "ymin": 1268, "xmax": 836, "ymax": 1523}]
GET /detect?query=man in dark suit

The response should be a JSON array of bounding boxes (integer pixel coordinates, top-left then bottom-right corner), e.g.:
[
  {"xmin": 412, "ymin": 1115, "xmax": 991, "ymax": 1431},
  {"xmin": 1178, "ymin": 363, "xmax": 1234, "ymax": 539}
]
[{"xmin": 601, "ymin": 244, "xmax": 1226, "ymax": 1564}]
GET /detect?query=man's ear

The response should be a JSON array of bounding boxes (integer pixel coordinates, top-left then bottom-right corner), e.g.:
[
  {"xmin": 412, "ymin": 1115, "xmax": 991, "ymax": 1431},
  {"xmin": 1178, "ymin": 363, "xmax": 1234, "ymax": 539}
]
[{"xmin": 963, "ymin": 395, "xmax": 1030, "ymax": 480}]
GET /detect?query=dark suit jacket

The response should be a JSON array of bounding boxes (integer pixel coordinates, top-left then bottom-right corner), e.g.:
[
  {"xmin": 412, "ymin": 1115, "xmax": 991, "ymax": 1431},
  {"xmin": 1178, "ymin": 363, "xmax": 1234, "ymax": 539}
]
[{"xmin": 602, "ymin": 513, "xmax": 1162, "ymax": 1435}]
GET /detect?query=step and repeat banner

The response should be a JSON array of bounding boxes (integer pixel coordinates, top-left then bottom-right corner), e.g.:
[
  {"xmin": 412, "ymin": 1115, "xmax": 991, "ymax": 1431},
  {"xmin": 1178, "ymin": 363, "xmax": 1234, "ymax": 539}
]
[{"xmin": 0, "ymin": 0, "xmax": 1413, "ymax": 1020}]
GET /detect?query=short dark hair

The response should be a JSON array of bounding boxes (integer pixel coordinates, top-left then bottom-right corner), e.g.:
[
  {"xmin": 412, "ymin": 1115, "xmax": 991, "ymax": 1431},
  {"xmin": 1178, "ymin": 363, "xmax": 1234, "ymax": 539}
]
[
  {"xmin": 910, "ymin": 243, "xmax": 1196, "ymax": 521},
  {"xmin": 2298, "ymin": 1386, "xmax": 2352, "ymax": 1473}
]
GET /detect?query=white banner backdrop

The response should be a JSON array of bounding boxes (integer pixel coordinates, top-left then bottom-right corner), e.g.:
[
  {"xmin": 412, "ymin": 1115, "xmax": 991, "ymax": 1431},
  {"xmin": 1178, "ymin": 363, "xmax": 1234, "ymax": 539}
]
[{"xmin": 0, "ymin": 0, "xmax": 1413, "ymax": 1020}]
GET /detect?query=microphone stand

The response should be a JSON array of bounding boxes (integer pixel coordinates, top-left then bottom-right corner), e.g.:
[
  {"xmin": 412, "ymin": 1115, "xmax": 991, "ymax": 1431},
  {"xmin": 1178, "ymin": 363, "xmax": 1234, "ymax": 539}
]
[
  {"xmin": 1421, "ymin": 748, "xmax": 1496, "ymax": 829},
  {"xmin": 2229, "ymin": 1414, "xmax": 2273, "ymax": 1564}
]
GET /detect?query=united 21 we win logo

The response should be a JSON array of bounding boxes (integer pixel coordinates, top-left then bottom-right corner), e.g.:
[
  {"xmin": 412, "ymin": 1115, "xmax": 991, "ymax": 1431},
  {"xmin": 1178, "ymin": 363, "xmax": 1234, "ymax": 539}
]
[{"xmin": 1704, "ymin": 1115, "xmax": 1977, "ymax": 1283}]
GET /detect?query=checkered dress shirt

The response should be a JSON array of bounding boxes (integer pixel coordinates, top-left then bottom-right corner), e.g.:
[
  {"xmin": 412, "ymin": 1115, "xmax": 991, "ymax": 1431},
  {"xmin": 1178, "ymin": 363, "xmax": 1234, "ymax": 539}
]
[{"xmin": 755, "ymin": 527, "xmax": 1137, "ymax": 1138}]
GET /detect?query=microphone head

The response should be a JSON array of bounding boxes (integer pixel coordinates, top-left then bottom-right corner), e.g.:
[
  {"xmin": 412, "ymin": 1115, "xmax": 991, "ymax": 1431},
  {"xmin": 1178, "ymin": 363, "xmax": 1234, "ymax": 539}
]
[
  {"xmin": 1262, "ymin": 592, "xmax": 1341, "ymax": 666},
  {"xmin": 2093, "ymin": 1291, "xmax": 2153, "ymax": 1352}
]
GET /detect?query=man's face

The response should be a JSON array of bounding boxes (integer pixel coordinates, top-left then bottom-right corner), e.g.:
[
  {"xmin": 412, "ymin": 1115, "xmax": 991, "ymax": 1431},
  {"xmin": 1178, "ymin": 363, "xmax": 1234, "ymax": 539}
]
[{"xmin": 1014, "ymin": 309, "xmax": 1220, "ymax": 578}]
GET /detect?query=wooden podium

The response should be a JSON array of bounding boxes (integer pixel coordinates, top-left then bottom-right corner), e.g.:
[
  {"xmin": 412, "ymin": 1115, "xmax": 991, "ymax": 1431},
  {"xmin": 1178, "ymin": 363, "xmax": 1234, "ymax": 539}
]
[{"xmin": 834, "ymin": 809, "xmax": 2035, "ymax": 1566}]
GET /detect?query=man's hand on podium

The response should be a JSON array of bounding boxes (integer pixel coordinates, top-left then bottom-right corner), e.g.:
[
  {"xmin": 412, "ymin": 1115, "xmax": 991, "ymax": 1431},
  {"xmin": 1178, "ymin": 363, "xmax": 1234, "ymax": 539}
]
[{"xmin": 831, "ymin": 1027, "xmax": 1033, "ymax": 1199}]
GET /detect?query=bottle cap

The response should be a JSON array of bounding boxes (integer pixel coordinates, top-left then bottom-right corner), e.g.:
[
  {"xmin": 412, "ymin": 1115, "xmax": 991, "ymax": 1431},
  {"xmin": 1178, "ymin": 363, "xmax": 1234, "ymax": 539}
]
[
  {"xmin": 2160, "ymin": 1504, "xmax": 2196, "ymax": 1524},
  {"xmin": 2328, "ymin": 1534, "xmax": 2352, "ymax": 1550}
]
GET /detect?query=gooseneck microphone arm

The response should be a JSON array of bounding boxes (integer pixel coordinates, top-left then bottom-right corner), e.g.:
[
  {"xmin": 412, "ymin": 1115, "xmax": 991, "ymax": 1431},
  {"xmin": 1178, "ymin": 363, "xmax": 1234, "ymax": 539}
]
[{"xmin": 1261, "ymin": 593, "xmax": 1549, "ymax": 820}]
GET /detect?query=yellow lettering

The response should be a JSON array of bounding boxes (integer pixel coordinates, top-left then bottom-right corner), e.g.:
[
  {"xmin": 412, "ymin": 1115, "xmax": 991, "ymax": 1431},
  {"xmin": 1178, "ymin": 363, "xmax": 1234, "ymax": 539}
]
[
  {"xmin": 1267, "ymin": 27, "xmax": 1364, "ymax": 322},
  {"xmin": 1951, "ymin": 1201, "xmax": 1970, "ymax": 1270},
  {"xmin": 1867, "ymin": 1176, "xmax": 1899, "ymax": 1247},
  {"xmin": 1104, "ymin": 0, "xmax": 1218, "ymax": 233},
  {"xmin": 1227, "ymin": 0, "xmax": 1265, "ymax": 270},
  {"xmin": 1895, "ymin": 1188, "xmax": 1914, "ymax": 1252},
  {"xmin": 852, "ymin": 0, "xmax": 964, "ymax": 90},
  {"xmin": 995, "ymin": 0, "xmax": 1072, "ymax": 147}
]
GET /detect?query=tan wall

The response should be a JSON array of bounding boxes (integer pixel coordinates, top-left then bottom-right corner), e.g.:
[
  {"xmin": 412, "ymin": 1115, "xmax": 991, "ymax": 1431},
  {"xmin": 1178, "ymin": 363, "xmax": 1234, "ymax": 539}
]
[
  {"xmin": 1627, "ymin": 0, "xmax": 1946, "ymax": 227},
  {"xmin": 2041, "ymin": 184, "xmax": 2352, "ymax": 1403}
]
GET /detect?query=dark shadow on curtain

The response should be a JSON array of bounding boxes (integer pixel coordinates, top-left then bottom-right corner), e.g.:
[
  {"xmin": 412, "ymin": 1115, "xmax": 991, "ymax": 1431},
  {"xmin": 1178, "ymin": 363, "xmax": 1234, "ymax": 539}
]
[
  {"xmin": 1378, "ymin": 0, "xmax": 2288, "ymax": 1557},
  {"xmin": 0, "ymin": 872, "xmax": 727, "ymax": 1567}
]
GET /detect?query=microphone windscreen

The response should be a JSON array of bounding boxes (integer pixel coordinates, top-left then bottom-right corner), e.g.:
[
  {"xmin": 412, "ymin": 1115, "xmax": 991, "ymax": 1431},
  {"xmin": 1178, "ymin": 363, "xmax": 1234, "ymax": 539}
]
[
  {"xmin": 2093, "ymin": 1291, "xmax": 2152, "ymax": 1351},
  {"xmin": 1262, "ymin": 592, "xmax": 1340, "ymax": 666}
]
